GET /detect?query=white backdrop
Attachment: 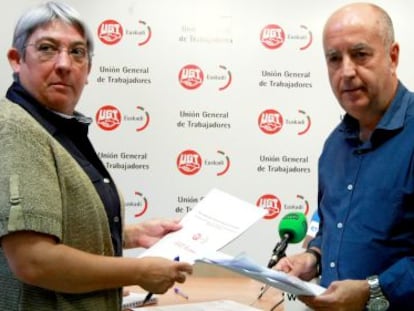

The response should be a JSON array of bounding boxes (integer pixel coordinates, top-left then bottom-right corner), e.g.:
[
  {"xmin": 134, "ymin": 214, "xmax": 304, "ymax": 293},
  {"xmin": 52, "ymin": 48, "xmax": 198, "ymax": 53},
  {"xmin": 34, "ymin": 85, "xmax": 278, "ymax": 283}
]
[{"xmin": 1, "ymin": 1, "xmax": 413, "ymax": 309}]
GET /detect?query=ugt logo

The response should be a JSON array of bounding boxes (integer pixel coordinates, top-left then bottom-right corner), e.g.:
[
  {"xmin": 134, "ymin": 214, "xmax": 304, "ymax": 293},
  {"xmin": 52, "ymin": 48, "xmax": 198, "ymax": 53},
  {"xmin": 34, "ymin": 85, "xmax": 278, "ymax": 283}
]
[
  {"xmin": 260, "ymin": 24, "xmax": 285, "ymax": 49},
  {"xmin": 258, "ymin": 109, "xmax": 284, "ymax": 134},
  {"xmin": 256, "ymin": 194, "xmax": 282, "ymax": 220},
  {"xmin": 178, "ymin": 64, "xmax": 204, "ymax": 90},
  {"xmin": 177, "ymin": 149, "xmax": 202, "ymax": 175},
  {"xmin": 96, "ymin": 105, "xmax": 122, "ymax": 131},
  {"xmin": 97, "ymin": 19, "xmax": 123, "ymax": 45}
]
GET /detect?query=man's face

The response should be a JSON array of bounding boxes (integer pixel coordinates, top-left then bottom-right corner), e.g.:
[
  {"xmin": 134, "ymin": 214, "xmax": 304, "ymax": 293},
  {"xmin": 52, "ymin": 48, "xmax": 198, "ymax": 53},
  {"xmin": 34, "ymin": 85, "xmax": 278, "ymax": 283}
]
[
  {"xmin": 9, "ymin": 20, "xmax": 91, "ymax": 114},
  {"xmin": 323, "ymin": 8, "xmax": 398, "ymax": 120}
]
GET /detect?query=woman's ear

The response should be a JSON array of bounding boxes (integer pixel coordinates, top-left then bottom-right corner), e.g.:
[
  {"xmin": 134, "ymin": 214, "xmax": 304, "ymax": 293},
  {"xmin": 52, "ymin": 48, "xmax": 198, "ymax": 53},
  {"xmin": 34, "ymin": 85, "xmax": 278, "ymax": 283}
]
[{"xmin": 7, "ymin": 48, "xmax": 22, "ymax": 75}]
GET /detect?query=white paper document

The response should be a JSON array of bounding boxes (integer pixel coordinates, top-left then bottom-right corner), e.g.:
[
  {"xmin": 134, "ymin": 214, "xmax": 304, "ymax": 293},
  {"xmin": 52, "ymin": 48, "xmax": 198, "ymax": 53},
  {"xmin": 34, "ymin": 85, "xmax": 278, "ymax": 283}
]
[
  {"xmin": 132, "ymin": 299, "xmax": 262, "ymax": 311},
  {"xmin": 196, "ymin": 252, "xmax": 326, "ymax": 296},
  {"xmin": 139, "ymin": 188, "xmax": 267, "ymax": 263}
]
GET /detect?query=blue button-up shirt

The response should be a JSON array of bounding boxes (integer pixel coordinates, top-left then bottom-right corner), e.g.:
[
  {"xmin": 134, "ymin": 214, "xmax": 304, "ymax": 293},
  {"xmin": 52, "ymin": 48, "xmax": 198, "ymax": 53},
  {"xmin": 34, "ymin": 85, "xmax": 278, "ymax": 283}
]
[{"xmin": 309, "ymin": 82, "xmax": 414, "ymax": 310}]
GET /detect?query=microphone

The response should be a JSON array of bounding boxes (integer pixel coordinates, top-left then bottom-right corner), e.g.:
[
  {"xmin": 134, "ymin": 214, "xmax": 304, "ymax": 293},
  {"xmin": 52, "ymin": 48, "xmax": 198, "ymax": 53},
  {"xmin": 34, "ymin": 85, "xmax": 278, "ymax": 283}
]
[
  {"xmin": 267, "ymin": 212, "xmax": 308, "ymax": 269},
  {"xmin": 257, "ymin": 212, "xmax": 308, "ymax": 300}
]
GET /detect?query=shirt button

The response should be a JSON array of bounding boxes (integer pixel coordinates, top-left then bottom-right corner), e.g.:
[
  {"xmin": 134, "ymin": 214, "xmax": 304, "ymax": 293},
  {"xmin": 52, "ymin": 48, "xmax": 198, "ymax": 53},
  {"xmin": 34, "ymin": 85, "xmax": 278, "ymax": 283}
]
[
  {"xmin": 113, "ymin": 216, "xmax": 120, "ymax": 223},
  {"xmin": 337, "ymin": 222, "xmax": 343, "ymax": 229},
  {"xmin": 330, "ymin": 262, "xmax": 336, "ymax": 268},
  {"xmin": 347, "ymin": 184, "xmax": 353, "ymax": 191},
  {"xmin": 103, "ymin": 178, "xmax": 111, "ymax": 184}
]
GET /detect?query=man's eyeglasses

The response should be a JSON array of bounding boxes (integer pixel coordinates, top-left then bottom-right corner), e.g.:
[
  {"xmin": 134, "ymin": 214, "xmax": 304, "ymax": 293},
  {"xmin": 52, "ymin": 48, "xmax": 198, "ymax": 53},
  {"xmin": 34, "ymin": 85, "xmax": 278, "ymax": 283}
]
[{"xmin": 24, "ymin": 41, "xmax": 90, "ymax": 65}]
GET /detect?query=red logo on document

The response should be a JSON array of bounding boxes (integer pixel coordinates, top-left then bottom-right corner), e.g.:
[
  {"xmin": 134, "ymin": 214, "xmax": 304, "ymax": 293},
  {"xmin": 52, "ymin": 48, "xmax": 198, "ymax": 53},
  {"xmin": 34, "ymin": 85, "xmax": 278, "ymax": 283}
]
[
  {"xmin": 97, "ymin": 19, "xmax": 123, "ymax": 45},
  {"xmin": 177, "ymin": 150, "xmax": 202, "ymax": 175},
  {"xmin": 192, "ymin": 232, "xmax": 208, "ymax": 244},
  {"xmin": 96, "ymin": 105, "xmax": 122, "ymax": 131},
  {"xmin": 260, "ymin": 24, "xmax": 285, "ymax": 49},
  {"xmin": 178, "ymin": 64, "xmax": 204, "ymax": 90},
  {"xmin": 258, "ymin": 109, "xmax": 284, "ymax": 134},
  {"xmin": 256, "ymin": 194, "xmax": 282, "ymax": 220}
]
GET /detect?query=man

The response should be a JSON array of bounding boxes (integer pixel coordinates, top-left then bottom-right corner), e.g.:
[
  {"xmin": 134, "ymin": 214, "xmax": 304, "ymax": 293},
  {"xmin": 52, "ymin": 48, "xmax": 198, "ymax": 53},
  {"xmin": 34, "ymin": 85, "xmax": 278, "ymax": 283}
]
[
  {"xmin": 0, "ymin": 2, "xmax": 192, "ymax": 310},
  {"xmin": 276, "ymin": 3, "xmax": 414, "ymax": 311}
]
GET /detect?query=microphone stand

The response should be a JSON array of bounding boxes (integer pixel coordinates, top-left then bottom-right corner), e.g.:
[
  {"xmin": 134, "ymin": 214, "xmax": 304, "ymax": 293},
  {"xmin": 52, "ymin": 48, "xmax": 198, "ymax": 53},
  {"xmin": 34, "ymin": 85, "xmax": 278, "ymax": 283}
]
[
  {"xmin": 257, "ymin": 233, "xmax": 290, "ymax": 299},
  {"xmin": 267, "ymin": 233, "xmax": 289, "ymax": 269}
]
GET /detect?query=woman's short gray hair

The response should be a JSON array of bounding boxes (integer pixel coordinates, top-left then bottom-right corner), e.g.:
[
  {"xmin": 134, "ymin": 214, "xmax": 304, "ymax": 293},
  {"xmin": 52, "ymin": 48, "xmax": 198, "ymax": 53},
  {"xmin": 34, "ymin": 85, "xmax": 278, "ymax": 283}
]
[{"xmin": 12, "ymin": 1, "xmax": 94, "ymax": 61}]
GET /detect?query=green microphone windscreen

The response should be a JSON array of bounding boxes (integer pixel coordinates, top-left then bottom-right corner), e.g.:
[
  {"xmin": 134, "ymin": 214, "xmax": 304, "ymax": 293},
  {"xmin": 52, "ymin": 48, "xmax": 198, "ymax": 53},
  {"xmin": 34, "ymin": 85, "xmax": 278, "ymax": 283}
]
[{"xmin": 278, "ymin": 212, "xmax": 308, "ymax": 243}]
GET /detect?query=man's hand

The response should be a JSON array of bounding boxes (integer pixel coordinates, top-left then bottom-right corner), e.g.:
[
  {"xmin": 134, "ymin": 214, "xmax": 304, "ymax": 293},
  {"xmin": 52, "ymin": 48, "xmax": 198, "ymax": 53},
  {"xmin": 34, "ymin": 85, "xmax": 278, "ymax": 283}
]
[
  {"xmin": 299, "ymin": 279, "xmax": 369, "ymax": 311},
  {"xmin": 275, "ymin": 251, "xmax": 319, "ymax": 281}
]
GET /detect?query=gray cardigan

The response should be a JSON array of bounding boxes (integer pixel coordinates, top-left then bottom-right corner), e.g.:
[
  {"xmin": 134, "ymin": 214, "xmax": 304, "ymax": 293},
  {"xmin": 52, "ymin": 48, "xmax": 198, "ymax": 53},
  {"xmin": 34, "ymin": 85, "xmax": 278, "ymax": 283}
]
[{"xmin": 0, "ymin": 98, "xmax": 122, "ymax": 310}]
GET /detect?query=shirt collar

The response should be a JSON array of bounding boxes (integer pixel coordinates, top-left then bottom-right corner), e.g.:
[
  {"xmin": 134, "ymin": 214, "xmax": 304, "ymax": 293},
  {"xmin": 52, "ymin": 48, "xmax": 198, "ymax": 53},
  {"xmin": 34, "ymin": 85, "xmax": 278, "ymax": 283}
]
[
  {"xmin": 376, "ymin": 82, "xmax": 408, "ymax": 131},
  {"xmin": 52, "ymin": 109, "xmax": 92, "ymax": 124},
  {"xmin": 340, "ymin": 81, "xmax": 409, "ymax": 142},
  {"xmin": 5, "ymin": 81, "xmax": 92, "ymax": 136}
]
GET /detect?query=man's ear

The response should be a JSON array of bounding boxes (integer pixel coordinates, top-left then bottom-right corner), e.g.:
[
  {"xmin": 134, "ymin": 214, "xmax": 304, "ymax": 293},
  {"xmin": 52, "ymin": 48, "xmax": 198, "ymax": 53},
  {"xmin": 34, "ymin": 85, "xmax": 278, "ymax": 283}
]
[
  {"xmin": 7, "ymin": 48, "xmax": 22, "ymax": 75},
  {"xmin": 389, "ymin": 42, "xmax": 399, "ymax": 75}
]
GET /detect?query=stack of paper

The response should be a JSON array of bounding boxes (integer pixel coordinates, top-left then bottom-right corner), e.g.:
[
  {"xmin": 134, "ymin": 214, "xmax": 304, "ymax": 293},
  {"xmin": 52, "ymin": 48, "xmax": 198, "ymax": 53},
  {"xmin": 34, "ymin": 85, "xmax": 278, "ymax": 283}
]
[
  {"xmin": 196, "ymin": 252, "xmax": 325, "ymax": 296},
  {"xmin": 139, "ymin": 188, "xmax": 325, "ymax": 298}
]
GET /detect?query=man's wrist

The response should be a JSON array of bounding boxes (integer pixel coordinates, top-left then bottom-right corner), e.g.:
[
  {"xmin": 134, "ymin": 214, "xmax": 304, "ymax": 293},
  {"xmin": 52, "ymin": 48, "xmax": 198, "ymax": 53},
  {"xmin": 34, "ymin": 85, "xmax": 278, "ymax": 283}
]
[
  {"xmin": 366, "ymin": 275, "xmax": 389, "ymax": 311},
  {"xmin": 305, "ymin": 248, "xmax": 321, "ymax": 276}
]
